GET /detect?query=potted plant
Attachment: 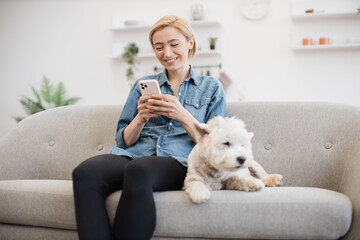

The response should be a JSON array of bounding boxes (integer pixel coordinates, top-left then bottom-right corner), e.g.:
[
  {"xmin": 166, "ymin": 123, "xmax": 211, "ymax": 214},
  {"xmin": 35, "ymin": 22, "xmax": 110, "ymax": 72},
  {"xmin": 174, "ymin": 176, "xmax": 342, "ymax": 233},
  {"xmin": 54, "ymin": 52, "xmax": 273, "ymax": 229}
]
[
  {"xmin": 208, "ymin": 37, "xmax": 217, "ymax": 50},
  {"xmin": 14, "ymin": 76, "xmax": 80, "ymax": 122},
  {"xmin": 122, "ymin": 42, "xmax": 139, "ymax": 86}
]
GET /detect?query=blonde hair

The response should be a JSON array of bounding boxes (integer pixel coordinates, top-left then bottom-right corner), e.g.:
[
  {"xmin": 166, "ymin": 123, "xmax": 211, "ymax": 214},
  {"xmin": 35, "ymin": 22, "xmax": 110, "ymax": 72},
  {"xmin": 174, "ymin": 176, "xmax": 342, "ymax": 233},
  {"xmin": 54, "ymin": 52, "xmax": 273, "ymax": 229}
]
[{"xmin": 149, "ymin": 15, "xmax": 196, "ymax": 58}]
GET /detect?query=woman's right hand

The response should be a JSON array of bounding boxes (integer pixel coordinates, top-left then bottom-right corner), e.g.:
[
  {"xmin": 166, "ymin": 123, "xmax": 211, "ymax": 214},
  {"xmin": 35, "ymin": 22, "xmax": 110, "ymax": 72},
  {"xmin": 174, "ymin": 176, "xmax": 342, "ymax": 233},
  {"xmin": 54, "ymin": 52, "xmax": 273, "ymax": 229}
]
[
  {"xmin": 136, "ymin": 95, "xmax": 161, "ymax": 123},
  {"xmin": 123, "ymin": 95, "xmax": 159, "ymax": 147}
]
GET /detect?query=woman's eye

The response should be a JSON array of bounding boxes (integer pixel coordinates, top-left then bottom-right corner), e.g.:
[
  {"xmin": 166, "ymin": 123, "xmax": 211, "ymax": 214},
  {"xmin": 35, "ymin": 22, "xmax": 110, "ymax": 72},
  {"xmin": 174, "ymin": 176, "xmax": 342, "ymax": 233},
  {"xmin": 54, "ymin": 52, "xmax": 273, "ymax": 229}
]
[
  {"xmin": 155, "ymin": 47, "xmax": 163, "ymax": 50},
  {"xmin": 171, "ymin": 44, "xmax": 179, "ymax": 47}
]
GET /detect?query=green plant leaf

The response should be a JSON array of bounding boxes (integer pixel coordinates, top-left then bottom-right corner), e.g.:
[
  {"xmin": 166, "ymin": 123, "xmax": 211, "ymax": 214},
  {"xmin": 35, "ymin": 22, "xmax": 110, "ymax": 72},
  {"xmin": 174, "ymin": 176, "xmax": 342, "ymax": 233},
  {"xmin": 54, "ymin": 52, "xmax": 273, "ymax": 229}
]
[
  {"xmin": 31, "ymin": 86, "xmax": 42, "ymax": 106},
  {"xmin": 13, "ymin": 116, "xmax": 25, "ymax": 123},
  {"xmin": 19, "ymin": 96, "xmax": 45, "ymax": 115},
  {"xmin": 15, "ymin": 76, "xmax": 80, "ymax": 123},
  {"xmin": 122, "ymin": 42, "xmax": 139, "ymax": 85},
  {"xmin": 41, "ymin": 76, "xmax": 54, "ymax": 104},
  {"xmin": 53, "ymin": 82, "xmax": 66, "ymax": 107},
  {"xmin": 63, "ymin": 97, "xmax": 80, "ymax": 106}
]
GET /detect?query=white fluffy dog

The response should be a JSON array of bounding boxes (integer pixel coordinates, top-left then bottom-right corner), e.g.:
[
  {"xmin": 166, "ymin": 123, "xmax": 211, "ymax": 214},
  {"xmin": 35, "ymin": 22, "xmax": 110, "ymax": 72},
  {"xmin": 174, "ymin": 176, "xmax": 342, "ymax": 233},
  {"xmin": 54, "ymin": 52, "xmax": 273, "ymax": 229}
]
[{"xmin": 184, "ymin": 116, "xmax": 283, "ymax": 204}]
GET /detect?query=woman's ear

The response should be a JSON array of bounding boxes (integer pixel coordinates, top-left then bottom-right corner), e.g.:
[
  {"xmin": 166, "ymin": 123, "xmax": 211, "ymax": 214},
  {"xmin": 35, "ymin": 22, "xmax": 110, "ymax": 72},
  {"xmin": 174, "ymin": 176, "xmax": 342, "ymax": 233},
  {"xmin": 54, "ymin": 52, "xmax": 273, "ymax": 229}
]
[{"xmin": 189, "ymin": 36, "xmax": 195, "ymax": 50}]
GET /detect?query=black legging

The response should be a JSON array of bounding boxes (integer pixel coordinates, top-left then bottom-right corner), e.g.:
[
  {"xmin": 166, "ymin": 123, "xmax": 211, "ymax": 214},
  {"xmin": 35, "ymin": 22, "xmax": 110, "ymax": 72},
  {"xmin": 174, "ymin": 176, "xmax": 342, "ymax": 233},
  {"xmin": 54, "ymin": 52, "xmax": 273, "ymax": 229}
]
[{"xmin": 72, "ymin": 154, "xmax": 187, "ymax": 240}]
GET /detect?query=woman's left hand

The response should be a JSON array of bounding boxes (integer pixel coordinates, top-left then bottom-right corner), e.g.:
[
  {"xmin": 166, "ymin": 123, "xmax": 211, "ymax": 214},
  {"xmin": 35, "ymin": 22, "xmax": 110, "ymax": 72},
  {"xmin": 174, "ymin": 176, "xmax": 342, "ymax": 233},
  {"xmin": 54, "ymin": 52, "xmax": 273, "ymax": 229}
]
[
  {"xmin": 146, "ymin": 93, "xmax": 200, "ymax": 142},
  {"xmin": 146, "ymin": 94, "xmax": 188, "ymax": 122}
]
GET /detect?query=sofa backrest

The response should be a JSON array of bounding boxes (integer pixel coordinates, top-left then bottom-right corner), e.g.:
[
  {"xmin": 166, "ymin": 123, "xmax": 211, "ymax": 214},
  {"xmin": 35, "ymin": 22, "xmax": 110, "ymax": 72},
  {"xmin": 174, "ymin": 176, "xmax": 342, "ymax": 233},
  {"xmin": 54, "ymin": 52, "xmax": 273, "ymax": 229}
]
[
  {"xmin": 0, "ymin": 105, "xmax": 122, "ymax": 181},
  {"xmin": 1, "ymin": 102, "xmax": 359, "ymax": 192},
  {"xmin": 227, "ymin": 102, "xmax": 360, "ymax": 192}
]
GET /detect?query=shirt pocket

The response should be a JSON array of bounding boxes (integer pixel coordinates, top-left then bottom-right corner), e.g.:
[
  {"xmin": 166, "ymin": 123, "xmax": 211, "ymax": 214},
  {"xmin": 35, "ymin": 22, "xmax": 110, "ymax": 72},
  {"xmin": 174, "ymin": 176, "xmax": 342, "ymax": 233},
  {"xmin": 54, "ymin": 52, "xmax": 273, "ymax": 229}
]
[{"xmin": 184, "ymin": 97, "xmax": 211, "ymax": 122}]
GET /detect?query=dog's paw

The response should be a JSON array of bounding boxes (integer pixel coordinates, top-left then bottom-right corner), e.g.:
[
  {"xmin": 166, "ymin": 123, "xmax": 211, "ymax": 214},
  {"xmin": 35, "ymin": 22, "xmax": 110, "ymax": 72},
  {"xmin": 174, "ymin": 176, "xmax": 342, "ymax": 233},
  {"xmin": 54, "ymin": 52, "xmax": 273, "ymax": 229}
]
[
  {"xmin": 242, "ymin": 179, "xmax": 265, "ymax": 192},
  {"xmin": 188, "ymin": 188, "xmax": 211, "ymax": 204},
  {"xmin": 262, "ymin": 174, "xmax": 283, "ymax": 187},
  {"xmin": 185, "ymin": 182, "xmax": 211, "ymax": 204}
]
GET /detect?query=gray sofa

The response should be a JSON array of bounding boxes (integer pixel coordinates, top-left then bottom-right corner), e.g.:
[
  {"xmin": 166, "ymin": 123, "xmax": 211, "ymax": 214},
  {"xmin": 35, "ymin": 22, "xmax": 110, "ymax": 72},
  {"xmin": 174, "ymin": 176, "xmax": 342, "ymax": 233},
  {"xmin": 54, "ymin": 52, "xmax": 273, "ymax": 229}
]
[{"xmin": 0, "ymin": 102, "xmax": 359, "ymax": 240}]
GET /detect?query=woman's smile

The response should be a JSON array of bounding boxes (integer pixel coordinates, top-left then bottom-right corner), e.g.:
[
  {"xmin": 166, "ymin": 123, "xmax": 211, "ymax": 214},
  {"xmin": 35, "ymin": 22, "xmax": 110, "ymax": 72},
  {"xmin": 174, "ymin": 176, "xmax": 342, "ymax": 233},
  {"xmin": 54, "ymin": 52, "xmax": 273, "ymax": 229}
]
[{"xmin": 164, "ymin": 57, "xmax": 179, "ymax": 64}]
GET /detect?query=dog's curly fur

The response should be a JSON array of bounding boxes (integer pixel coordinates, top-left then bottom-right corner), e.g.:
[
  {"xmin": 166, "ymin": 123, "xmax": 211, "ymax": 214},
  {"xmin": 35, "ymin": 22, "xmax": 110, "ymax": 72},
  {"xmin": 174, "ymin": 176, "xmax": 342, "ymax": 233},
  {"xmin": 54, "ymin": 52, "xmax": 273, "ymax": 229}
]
[{"xmin": 184, "ymin": 116, "xmax": 283, "ymax": 204}]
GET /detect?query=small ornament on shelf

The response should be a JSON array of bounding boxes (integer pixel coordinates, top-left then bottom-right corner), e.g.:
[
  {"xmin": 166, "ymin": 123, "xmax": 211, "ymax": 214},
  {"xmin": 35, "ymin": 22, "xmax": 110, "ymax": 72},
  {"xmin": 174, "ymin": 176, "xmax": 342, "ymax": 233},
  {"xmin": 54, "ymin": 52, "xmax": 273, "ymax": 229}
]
[
  {"xmin": 208, "ymin": 37, "xmax": 217, "ymax": 50},
  {"xmin": 190, "ymin": 4, "xmax": 204, "ymax": 21}
]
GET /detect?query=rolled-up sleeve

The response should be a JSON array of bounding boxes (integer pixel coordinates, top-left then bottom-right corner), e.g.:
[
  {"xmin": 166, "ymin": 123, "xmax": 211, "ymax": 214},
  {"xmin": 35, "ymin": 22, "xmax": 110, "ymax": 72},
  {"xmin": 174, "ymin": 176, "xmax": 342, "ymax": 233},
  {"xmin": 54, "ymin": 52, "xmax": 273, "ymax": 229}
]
[
  {"xmin": 205, "ymin": 81, "xmax": 227, "ymax": 122},
  {"xmin": 115, "ymin": 82, "xmax": 141, "ymax": 148}
]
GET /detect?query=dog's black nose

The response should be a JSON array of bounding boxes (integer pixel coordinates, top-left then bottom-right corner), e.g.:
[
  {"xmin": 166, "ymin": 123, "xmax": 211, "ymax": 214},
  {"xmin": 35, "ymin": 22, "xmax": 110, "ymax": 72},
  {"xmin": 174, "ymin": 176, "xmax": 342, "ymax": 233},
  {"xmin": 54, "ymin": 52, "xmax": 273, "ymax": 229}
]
[{"xmin": 237, "ymin": 157, "xmax": 246, "ymax": 165}]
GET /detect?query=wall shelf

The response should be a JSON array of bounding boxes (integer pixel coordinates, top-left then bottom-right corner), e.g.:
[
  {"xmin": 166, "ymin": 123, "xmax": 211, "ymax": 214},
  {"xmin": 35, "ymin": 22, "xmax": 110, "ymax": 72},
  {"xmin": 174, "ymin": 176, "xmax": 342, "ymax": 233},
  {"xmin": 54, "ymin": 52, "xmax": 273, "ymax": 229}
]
[
  {"xmin": 109, "ymin": 24, "xmax": 150, "ymax": 32},
  {"xmin": 109, "ymin": 20, "xmax": 222, "ymax": 32},
  {"xmin": 292, "ymin": 11, "xmax": 359, "ymax": 20},
  {"xmin": 293, "ymin": 43, "xmax": 360, "ymax": 51},
  {"xmin": 291, "ymin": 0, "xmax": 360, "ymax": 53},
  {"xmin": 111, "ymin": 50, "xmax": 222, "ymax": 60}
]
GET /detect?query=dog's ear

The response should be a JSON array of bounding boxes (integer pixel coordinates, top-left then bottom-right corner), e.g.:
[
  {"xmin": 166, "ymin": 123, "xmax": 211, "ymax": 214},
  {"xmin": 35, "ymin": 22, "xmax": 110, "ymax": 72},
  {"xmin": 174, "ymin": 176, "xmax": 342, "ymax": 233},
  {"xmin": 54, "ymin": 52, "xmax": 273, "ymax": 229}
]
[
  {"xmin": 247, "ymin": 132, "xmax": 254, "ymax": 140},
  {"xmin": 193, "ymin": 122, "xmax": 209, "ymax": 143}
]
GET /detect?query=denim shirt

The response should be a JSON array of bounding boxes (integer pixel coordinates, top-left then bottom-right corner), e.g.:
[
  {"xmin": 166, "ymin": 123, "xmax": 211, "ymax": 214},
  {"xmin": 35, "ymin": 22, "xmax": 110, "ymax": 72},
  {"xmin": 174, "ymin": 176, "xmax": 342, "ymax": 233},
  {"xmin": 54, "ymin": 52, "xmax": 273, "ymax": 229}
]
[{"xmin": 109, "ymin": 66, "xmax": 227, "ymax": 166}]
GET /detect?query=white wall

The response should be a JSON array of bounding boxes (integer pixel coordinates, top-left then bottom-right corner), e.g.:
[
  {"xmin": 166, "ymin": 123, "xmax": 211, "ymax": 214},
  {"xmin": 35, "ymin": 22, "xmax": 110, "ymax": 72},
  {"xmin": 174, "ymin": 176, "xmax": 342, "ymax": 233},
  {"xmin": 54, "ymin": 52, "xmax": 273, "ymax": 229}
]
[{"xmin": 1, "ymin": 0, "xmax": 360, "ymax": 137}]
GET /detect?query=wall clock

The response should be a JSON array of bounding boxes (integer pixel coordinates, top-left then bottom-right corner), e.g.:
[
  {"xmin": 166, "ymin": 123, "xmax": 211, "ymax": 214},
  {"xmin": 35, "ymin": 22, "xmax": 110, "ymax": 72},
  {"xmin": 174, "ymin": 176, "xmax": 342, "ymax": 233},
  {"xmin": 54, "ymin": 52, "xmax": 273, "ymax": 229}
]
[{"xmin": 239, "ymin": 0, "xmax": 271, "ymax": 20}]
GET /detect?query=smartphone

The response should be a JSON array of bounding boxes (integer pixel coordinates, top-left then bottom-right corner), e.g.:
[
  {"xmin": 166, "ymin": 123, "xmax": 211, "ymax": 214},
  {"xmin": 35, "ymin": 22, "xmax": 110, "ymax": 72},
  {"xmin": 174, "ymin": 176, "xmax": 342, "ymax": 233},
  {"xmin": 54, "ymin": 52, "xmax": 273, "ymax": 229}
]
[{"xmin": 138, "ymin": 79, "xmax": 161, "ymax": 96}]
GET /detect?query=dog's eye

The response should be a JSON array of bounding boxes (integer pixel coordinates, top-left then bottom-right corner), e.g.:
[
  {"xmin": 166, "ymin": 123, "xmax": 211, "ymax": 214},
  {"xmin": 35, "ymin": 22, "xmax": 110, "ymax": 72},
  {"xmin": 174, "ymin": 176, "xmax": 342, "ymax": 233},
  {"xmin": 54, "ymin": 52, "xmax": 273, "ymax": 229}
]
[{"xmin": 223, "ymin": 141, "xmax": 231, "ymax": 147}]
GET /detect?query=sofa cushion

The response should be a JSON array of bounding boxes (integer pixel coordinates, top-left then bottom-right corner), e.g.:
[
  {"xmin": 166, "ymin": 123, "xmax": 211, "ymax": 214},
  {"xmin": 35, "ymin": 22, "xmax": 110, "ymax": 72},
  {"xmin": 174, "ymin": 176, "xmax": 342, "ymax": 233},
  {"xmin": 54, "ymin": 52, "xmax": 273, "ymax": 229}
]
[
  {"xmin": 0, "ymin": 180, "xmax": 352, "ymax": 239},
  {"xmin": 109, "ymin": 187, "xmax": 352, "ymax": 239},
  {"xmin": 0, "ymin": 180, "xmax": 76, "ymax": 230}
]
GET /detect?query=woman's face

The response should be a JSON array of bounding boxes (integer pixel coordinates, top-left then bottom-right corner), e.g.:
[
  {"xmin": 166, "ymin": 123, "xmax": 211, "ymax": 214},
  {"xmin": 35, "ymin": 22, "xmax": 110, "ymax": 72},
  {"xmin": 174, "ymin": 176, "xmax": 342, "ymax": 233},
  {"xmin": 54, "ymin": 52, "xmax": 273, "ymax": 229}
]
[{"xmin": 152, "ymin": 26, "xmax": 194, "ymax": 72}]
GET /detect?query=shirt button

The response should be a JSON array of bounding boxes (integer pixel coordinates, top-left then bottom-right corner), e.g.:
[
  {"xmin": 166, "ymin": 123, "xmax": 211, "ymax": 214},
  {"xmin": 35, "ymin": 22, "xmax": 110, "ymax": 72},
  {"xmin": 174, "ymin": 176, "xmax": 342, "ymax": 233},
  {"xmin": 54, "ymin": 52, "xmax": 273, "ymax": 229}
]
[
  {"xmin": 157, "ymin": 145, "xmax": 161, "ymax": 149},
  {"xmin": 178, "ymin": 92, "xmax": 182, "ymax": 96},
  {"xmin": 195, "ymin": 104, "xmax": 199, "ymax": 108},
  {"xmin": 169, "ymin": 122, "xmax": 173, "ymax": 126}
]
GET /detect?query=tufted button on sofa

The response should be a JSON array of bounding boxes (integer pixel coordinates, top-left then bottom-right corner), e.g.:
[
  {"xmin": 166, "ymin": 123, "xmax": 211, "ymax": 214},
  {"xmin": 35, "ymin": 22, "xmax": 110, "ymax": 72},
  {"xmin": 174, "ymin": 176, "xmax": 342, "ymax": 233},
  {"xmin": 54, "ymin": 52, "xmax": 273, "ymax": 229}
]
[{"xmin": 0, "ymin": 102, "xmax": 359, "ymax": 240}]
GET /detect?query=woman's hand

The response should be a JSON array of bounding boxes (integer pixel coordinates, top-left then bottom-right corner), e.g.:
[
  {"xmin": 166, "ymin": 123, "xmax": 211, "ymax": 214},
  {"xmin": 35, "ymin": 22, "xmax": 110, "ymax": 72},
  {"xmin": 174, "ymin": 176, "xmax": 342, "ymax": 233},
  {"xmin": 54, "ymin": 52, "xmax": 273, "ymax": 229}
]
[
  {"xmin": 146, "ymin": 94, "xmax": 200, "ymax": 142},
  {"xmin": 122, "ymin": 94, "xmax": 162, "ymax": 147},
  {"xmin": 146, "ymin": 94, "xmax": 188, "ymax": 122},
  {"xmin": 136, "ymin": 94, "xmax": 162, "ymax": 124}
]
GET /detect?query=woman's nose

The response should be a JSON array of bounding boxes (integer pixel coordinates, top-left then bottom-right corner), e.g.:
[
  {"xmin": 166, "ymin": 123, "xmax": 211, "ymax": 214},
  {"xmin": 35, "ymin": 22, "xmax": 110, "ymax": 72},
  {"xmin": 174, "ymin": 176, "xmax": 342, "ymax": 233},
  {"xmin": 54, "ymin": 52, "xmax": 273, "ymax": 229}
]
[{"xmin": 164, "ymin": 46, "xmax": 172, "ymax": 57}]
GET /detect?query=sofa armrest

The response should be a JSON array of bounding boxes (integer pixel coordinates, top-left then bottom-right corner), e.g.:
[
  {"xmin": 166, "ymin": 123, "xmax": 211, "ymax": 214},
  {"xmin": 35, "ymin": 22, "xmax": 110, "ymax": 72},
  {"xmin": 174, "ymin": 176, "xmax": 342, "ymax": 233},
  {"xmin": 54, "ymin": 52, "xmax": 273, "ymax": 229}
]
[
  {"xmin": 339, "ymin": 153, "xmax": 360, "ymax": 239},
  {"xmin": 338, "ymin": 112, "xmax": 360, "ymax": 240}
]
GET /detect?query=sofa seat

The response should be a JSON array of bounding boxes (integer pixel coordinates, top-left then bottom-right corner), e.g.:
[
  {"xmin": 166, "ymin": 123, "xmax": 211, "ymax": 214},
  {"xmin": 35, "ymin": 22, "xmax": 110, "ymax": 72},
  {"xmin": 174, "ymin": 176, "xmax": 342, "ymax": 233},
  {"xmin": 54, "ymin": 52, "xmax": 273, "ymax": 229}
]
[
  {"xmin": 0, "ymin": 179, "xmax": 352, "ymax": 239},
  {"xmin": 0, "ymin": 180, "xmax": 76, "ymax": 230}
]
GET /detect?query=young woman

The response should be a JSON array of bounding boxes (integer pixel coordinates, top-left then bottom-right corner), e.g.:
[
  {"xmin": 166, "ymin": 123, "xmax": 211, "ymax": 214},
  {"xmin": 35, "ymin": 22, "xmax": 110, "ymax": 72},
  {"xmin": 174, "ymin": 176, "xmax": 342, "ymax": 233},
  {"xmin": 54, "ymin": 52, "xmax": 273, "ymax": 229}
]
[{"xmin": 72, "ymin": 15, "xmax": 226, "ymax": 240}]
